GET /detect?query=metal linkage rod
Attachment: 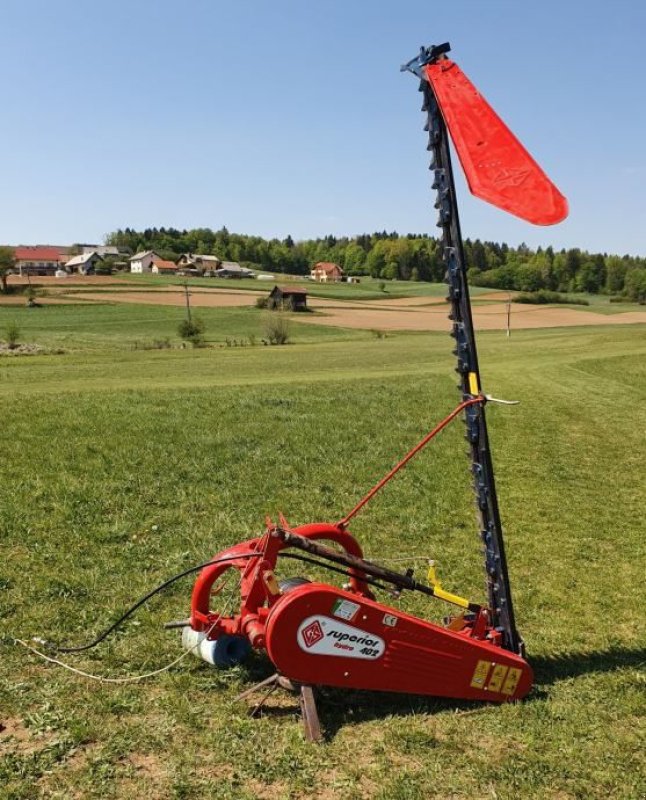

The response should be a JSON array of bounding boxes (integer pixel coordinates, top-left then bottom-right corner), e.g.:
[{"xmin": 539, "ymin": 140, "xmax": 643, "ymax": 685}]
[
  {"xmin": 339, "ymin": 396, "xmax": 484, "ymax": 528},
  {"xmin": 272, "ymin": 528, "xmax": 482, "ymax": 613}
]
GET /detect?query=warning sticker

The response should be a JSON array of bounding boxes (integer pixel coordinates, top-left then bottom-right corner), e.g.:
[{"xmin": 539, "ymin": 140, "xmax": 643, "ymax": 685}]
[
  {"xmin": 470, "ymin": 659, "xmax": 491, "ymax": 689},
  {"xmin": 331, "ymin": 598, "xmax": 360, "ymax": 621},
  {"xmin": 297, "ymin": 616, "xmax": 385, "ymax": 660},
  {"xmin": 501, "ymin": 667, "xmax": 522, "ymax": 696},
  {"xmin": 487, "ymin": 664, "xmax": 509, "ymax": 693},
  {"xmin": 382, "ymin": 613, "xmax": 398, "ymax": 627}
]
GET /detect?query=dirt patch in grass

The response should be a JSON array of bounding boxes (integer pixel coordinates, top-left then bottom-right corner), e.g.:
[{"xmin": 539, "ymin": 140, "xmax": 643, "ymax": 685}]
[
  {"xmin": 298, "ymin": 303, "xmax": 646, "ymax": 331},
  {"xmin": 0, "ymin": 716, "xmax": 52, "ymax": 756},
  {"xmin": 73, "ymin": 289, "xmax": 265, "ymax": 308},
  {"xmin": 7, "ymin": 275, "xmax": 134, "ymax": 288},
  {"xmin": 0, "ymin": 294, "xmax": 96, "ymax": 306},
  {"xmin": 124, "ymin": 751, "xmax": 166, "ymax": 779},
  {"xmin": 353, "ymin": 295, "xmax": 448, "ymax": 308},
  {"xmin": 0, "ymin": 342, "xmax": 56, "ymax": 355}
]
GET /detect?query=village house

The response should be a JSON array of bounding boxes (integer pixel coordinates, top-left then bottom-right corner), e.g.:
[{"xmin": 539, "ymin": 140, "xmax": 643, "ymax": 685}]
[
  {"xmin": 65, "ymin": 251, "xmax": 103, "ymax": 275},
  {"xmin": 151, "ymin": 257, "xmax": 178, "ymax": 275},
  {"xmin": 176, "ymin": 253, "xmax": 221, "ymax": 275},
  {"xmin": 214, "ymin": 261, "xmax": 255, "ymax": 278},
  {"xmin": 129, "ymin": 250, "xmax": 160, "ymax": 273},
  {"xmin": 268, "ymin": 285, "xmax": 308, "ymax": 311},
  {"xmin": 310, "ymin": 261, "xmax": 344, "ymax": 282},
  {"xmin": 14, "ymin": 246, "xmax": 69, "ymax": 276},
  {"xmin": 80, "ymin": 244, "xmax": 131, "ymax": 257}
]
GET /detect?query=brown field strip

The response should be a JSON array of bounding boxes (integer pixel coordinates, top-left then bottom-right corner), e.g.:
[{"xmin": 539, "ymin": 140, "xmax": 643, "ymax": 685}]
[{"xmin": 57, "ymin": 288, "xmax": 646, "ymax": 331}]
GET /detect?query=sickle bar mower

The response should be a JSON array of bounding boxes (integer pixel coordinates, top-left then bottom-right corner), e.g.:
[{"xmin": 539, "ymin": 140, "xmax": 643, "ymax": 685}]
[{"xmin": 180, "ymin": 43, "xmax": 566, "ymax": 740}]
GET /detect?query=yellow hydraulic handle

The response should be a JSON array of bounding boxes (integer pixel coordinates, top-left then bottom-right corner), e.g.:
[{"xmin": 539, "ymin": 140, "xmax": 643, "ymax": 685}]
[{"xmin": 427, "ymin": 560, "xmax": 472, "ymax": 610}]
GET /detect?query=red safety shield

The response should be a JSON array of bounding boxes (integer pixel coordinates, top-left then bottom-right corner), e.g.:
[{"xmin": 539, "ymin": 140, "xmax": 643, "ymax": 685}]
[
  {"xmin": 424, "ymin": 60, "xmax": 568, "ymax": 226},
  {"xmin": 265, "ymin": 583, "xmax": 533, "ymax": 702}
]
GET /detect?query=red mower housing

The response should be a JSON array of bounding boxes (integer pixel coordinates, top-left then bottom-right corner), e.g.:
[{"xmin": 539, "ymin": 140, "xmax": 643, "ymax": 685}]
[{"xmin": 185, "ymin": 523, "xmax": 532, "ymax": 703}]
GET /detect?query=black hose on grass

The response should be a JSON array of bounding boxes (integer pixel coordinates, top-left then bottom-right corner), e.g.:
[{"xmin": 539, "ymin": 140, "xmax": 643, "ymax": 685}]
[
  {"xmin": 43, "ymin": 550, "xmax": 393, "ymax": 654},
  {"xmin": 52, "ymin": 553, "xmax": 262, "ymax": 653}
]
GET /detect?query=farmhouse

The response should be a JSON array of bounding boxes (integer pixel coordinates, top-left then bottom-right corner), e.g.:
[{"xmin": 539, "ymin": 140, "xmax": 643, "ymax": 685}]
[
  {"xmin": 14, "ymin": 246, "xmax": 68, "ymax": 276},
  {"xmin": 65, "ymin": 251, "xmax": 103, "ymax": 275},
  {"xmin": 79, "ymin": 244, "xmax": 130, "ymax": 257},
  {"xmin": 151, "ymin": 258, "xmax": 178, "ymax": 275},
  {"xmin": 214, "ymin": 261, "xmax": 255, "ymax": 278},
  {"xmin": 177, "ymin": 253, "xmax": 221, "ymax": 275},
  {"xmin": 129, "ymin": 250, "xmax": 160, "ymax": 273},
  {"xmin": 268, "ymin": 285, "xmax": 308, "ymax": 311},
  {"xmin": 311, "ymin": 261, "xmax": 344, "ymax": 282}
]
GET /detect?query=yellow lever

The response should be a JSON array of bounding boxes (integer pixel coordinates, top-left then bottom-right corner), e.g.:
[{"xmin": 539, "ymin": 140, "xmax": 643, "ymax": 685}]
[{"xmin": 427, "ymin": 560, "xmax": 471, "ymax": 610}]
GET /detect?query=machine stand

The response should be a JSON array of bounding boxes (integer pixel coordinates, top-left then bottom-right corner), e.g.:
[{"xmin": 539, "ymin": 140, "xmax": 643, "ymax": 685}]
[
  {"xmin": 235, "ymin": 673, "xmax": 324, "ymax": 742},
  {"xmin": 299, "ymin": 684, "xmax": 323, "ymax": 743}
]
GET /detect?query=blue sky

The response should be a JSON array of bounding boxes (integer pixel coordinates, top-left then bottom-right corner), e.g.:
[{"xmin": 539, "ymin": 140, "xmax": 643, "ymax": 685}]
[{"xmin": 2, "ymin": 0, "xmax": 645, "ymax": 255}]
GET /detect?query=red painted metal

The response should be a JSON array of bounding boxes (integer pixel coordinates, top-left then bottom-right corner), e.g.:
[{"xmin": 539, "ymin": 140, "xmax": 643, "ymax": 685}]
[
  {"xmin": 188, "ymin": 520, "xmax": 533, "ymax": 704},
  {"xmin": 265, "ymin": 583, "xmax": 533, "ymax": 702},
  {"xmin": 424, "ymin": 60, "xmax": 568, "ymax": 226},
  {"xmin": 190, "ymin": 523, "xmax": 373, "ymax": 633}
]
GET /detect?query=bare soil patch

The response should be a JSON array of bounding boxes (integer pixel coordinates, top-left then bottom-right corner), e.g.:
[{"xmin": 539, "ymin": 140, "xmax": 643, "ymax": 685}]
[
  {"xmin": 73, "ymin": 290, "xmax": 264, "ymax": 308},
  {"xmin": 7, "ymin": 275, "xmax": 134, "ymax": 287},
  {"xmin": 0, "ymin": 294, "xmax": 95, "ymax": 306},
  {"xmin": 0, "ymin": 716, "xmax": 51, "ymax": 756},
  {"xmin": 0, "ymin": 342, "xmax": 47, "ymax": 355},
  {"xmin": 298, "ymin": 302, "xmax": 646, "ymax": 331},
  {"xmin": 353, "ymin": 295, "xmax": 448, "ymax": 308}
]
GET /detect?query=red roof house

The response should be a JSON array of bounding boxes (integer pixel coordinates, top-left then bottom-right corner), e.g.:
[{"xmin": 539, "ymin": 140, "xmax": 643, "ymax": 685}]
[
  {"xmin": 14, "ymin": 246, "xmax": 68, "ymax": 275},
  {"xmin": 310, "ymin": 261, "xmax": 344, "ymax": 283},
  {"xmin": 151, "ymin": 258, "xmax": 178, "ymax": 274}
]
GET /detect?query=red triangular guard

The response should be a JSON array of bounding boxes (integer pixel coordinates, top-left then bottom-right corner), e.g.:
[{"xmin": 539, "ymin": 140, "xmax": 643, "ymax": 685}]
[{"xmin": 424, "ymin": 60, "xmax": 568, "ymax": 226}]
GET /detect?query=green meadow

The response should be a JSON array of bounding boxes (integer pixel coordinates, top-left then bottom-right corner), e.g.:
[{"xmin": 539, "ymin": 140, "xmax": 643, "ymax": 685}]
[{"xmin": 1, "ymin": 301, "xmax": 644, "ymax": 799}]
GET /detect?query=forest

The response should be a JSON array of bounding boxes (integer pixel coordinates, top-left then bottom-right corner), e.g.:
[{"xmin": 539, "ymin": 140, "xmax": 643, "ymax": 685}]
[{"xmin": 105, "ymin": 226, "xmax": 646, "ymax": 301}]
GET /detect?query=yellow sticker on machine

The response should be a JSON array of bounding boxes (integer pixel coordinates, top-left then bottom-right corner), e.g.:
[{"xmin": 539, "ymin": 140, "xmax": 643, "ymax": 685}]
[
  {"xmin": 501, "ymin": 667, "xmax": 522, "ymax": 696},
  {"xmin": 487, "ymin": 664, "xmax": 509, "ymax": 692},
  {"xmin": 468, "ymin": 372, "xmax": 480, "ymax": 395},
  {"xmin": 470, "ymin": 659, "xmax": 491, "ymax": 689}
]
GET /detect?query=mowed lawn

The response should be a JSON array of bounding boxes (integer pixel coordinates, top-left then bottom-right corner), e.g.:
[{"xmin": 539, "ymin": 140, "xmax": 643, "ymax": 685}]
[{"xmin": 0, "ymin": 307, "xmax": 645, "ymax": 799}]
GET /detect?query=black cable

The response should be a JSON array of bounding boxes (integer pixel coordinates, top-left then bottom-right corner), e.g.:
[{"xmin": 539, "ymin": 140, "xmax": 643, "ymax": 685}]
[
  {"xmin": 54, "ymin": 553, "xmax": 261, "ymax": 653},
  {"xmin": 52, "ymin": 546, "xmax": 398, "ymax": 655}
]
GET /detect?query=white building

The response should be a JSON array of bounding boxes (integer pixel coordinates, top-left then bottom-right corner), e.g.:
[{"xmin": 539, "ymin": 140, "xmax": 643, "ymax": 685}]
[
  {"xmin": 176, "ymin": 253, "xmax": 222, "ymax": 274},
  {"xmin": 129, "ymin": 250, "xmax": 159, "ymax": 273},
  {"xmin": 65, "ymin": 251, "xmax": 103, "ymax": 275},
  {"xmin": 81, "ymin": 245, "xmax": 128, "ymax": 257}
]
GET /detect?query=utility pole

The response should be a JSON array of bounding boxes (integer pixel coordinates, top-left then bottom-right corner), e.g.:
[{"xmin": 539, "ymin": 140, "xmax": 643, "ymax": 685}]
[
  {"xmin": 184, "ymin": 281, "xmax": 192, "ymax": 324},
  {"xmin": 506, "ymin": 293, "xmax": 511, "ymax": 338}
]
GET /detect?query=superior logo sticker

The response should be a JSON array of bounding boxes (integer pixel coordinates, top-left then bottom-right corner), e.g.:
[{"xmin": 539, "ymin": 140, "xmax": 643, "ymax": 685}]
[{"xmin": 297, "ymin": 616, "xmax": 385, "ymax": 660}]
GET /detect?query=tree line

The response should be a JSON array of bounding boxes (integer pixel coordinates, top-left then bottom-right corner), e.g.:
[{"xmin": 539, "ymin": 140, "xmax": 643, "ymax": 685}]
[{"xmin": 105, "ymin": 226, "xmax": 646, "ymax": 301}]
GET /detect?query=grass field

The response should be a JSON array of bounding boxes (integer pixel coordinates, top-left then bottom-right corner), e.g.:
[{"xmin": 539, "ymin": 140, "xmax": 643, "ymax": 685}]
[
  {"xmin": 1, "ymin": 301, "xmax": 645, "ymax": 799},
  {"xmin": 0, "ymin": 303, "xmax": 370, "ymax": 353}
]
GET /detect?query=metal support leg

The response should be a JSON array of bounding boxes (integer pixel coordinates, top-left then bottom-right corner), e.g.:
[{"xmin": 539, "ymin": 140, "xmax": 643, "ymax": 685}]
[{"xmin": 299, "ymin": 684, "xmax": 323, "ymax": 742}]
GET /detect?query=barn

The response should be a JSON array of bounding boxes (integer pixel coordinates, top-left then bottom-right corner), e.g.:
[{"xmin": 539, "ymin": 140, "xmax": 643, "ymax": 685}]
[{"xmin": 268, "ymin": 285, "xmax": 308, "ymax": 311}]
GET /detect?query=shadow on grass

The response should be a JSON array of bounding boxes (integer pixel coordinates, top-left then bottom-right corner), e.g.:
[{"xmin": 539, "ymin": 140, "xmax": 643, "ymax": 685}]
[
  {"xmin": 241, "ymin": 646, "xmax": 645, "ymax": 740},
  {"xmin": 531, "ymin": 646, "xmax": 646, "ymax": 685}
]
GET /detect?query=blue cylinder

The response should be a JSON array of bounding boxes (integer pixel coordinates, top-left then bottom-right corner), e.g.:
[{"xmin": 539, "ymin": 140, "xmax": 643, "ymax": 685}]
[{"xmin": 212, "ymin": 634, "xmax": 251, "ymax": 668}]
